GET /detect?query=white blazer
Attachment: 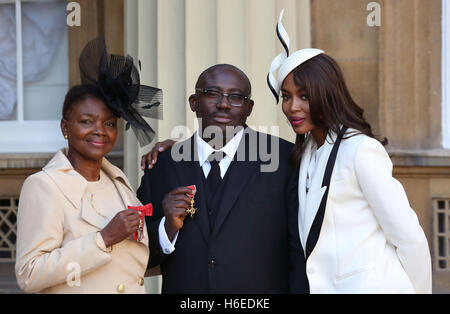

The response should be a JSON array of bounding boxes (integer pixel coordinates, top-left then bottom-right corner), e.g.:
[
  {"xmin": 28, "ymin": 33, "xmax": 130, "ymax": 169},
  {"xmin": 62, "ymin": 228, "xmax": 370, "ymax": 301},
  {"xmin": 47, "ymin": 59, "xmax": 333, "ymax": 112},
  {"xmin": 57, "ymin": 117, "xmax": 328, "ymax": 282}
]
[{"xmin": 298, "ymin": 129, "xmax": 432, "ymax": 294}]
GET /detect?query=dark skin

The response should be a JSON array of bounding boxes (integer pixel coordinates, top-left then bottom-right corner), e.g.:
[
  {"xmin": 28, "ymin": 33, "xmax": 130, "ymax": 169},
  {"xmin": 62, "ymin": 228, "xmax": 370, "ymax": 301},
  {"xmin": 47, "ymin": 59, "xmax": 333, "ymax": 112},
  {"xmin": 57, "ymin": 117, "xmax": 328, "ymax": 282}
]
[
  {"xmin": 60, "ymin": 96, "xmax": 140, "ymax": 247},
  {"xmin": 281, "ymin": 72, "xmax": 327, "ymax": 147},
  {"xmin": 143, "ymin": 70, "xmax": 328, "ymax": 243},
  {"xmin": 140, "ymin": 139, "xmax": 176, "ymax": 171},
  {"xmin": 150, "ymin": 66, "xmax": 254, "ymax": 241},
  {"xmin": 140, "ymin": 66, "xmax": 253, "ymax": 170},
  {"xmin": 189, "ymin": 66, "xmax": 253, "ymax": 146}
]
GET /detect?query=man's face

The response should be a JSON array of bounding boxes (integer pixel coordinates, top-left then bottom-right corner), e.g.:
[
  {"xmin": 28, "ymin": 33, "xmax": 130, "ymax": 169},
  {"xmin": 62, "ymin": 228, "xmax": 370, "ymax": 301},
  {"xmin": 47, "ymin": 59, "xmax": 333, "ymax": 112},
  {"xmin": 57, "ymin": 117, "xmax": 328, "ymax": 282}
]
[{"xmin": 189, "ymin": 67, "xmax": 254, "ymax": 141}]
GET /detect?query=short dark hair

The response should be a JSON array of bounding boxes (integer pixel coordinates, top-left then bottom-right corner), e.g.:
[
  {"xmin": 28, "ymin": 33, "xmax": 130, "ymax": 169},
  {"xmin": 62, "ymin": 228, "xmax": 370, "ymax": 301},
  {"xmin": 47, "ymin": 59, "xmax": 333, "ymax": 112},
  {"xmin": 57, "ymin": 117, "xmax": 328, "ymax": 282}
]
[
  {"xmin": 195, "ymin": 64, "xmax": 252, "ymax": 96},
  {"xmin": 62, "ymin": 85, "xmax": 106, "ymax": 120}
]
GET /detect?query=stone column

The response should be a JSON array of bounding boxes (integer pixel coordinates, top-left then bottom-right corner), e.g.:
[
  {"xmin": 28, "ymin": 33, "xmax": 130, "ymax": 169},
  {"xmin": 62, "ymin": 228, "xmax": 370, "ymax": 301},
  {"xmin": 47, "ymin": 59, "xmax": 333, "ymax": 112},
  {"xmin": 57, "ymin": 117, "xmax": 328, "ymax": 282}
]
[
  {"xmin": 379, "ymin": 0, "xmax": 441, "ymax": 149},
  {"xmin": 311, "ymin": 0, "xmax": 380, "ymax": 137}
]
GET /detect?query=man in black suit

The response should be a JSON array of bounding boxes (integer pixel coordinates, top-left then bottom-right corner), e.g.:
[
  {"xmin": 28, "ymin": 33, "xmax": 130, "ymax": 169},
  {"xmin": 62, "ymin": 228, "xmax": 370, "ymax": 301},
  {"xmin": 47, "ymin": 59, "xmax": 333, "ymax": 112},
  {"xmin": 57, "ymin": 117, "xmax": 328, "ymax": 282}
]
[{"xmin": 137, "ymin": 64, "xmax": 306, "ymax": 293}]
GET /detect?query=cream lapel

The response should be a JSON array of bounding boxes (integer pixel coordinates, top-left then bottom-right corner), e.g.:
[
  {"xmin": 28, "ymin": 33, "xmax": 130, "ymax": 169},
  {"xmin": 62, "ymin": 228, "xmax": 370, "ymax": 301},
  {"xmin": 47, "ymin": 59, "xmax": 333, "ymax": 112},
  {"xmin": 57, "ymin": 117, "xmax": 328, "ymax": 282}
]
[
  {"xmin": 101, "ymin": 158, "xmax": 149, "ymax": 246},
  {"xmin": 43, "ymin": 150, "xmax": 87, "ymax": 210},
  {"xmin": 300, "ymin": 133, "xmax": 334, "ymax": 251},
  {"xmin": 80, "ymin": 193, "xmax": 110, "ymax": 229},
  {"xmin": 101, "ymin": 157, "xmax": 139, "ymax": 209},
  {"xmin": 77, "ymin": 160, "xmax": 121, "ymax": 229},
  {"xmin": 43, "ymin": 150, "xmax": 109, "ymax": 229}
]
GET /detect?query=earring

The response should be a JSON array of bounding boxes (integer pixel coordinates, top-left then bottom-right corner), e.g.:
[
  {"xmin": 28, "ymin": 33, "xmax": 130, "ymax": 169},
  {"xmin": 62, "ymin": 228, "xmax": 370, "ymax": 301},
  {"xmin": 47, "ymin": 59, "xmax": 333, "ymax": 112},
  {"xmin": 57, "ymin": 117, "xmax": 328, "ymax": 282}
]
[{"xmin": 64, "ymin": 135, "xmax": 68, "ymax": 139}]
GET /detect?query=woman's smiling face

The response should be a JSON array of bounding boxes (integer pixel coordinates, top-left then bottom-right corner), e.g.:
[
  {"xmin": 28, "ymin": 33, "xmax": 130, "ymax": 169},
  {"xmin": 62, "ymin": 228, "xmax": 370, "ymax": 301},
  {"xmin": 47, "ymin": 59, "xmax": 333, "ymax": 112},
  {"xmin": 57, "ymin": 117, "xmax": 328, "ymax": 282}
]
[{"xmin": 62, "ymin": 96, "xmax": 117, "ymax": 163}]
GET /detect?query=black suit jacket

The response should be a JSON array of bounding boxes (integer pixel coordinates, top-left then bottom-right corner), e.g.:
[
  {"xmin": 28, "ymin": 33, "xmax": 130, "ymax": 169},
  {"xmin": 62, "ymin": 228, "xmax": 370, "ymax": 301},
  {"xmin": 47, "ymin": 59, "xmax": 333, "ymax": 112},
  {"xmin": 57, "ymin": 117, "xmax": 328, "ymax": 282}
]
[{"xmin": 137, "ymin": 127, "xmax": 307, "ymax": 293}]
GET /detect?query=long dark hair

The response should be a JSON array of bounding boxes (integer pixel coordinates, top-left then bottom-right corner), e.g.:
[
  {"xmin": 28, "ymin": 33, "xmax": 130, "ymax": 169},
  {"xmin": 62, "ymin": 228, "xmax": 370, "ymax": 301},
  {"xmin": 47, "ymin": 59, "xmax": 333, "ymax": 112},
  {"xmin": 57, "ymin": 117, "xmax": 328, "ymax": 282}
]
[{"xmin": 289, "ymin": 53, "xmax": 387, "ymax": 167}]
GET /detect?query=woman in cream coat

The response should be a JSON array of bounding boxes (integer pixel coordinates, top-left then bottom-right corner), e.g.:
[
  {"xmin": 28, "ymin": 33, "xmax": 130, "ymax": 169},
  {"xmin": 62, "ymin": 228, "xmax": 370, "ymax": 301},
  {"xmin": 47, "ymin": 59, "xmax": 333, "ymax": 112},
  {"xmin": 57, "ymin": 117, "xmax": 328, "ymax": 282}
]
[
  {"xmin": 16, "ymin": 147, "xmax": 149, "ymax": 293},
  {"xmin": 267, "ymin": 10, "xmax": 432, "ymax": 293},
  {"xmin": 15, "ymin": 37, "xmax": 162, "ymax": 293}
]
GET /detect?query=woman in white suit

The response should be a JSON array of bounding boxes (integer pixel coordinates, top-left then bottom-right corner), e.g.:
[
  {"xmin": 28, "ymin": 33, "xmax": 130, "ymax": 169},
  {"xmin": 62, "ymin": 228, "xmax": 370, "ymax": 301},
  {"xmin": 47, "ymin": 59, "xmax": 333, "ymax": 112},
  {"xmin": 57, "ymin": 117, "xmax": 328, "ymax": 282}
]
[{"xmin": 267, "ymin": 10, "xmax": 432, "ymax": 294}]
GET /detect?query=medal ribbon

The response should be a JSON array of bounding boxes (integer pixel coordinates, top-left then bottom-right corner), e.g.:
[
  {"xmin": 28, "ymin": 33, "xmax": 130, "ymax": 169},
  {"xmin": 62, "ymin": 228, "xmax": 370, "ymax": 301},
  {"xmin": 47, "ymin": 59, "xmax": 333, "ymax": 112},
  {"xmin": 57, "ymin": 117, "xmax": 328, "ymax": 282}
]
[
  {"xmin": 187, "ymin": 185, "xmax": 196, "ymax": 198},
  {"xmin": 185, "ymin": 185, "xmax": 197, "ymax": 218},
  {"xmin": 128, "ymin": 203, "xmax": 153, "ymax": 241}
]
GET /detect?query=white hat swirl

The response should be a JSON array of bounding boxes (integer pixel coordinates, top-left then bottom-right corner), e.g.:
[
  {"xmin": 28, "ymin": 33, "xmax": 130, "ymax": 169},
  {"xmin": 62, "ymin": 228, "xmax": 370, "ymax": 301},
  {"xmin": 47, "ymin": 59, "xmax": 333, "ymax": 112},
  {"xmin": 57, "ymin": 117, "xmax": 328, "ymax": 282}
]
[{"xmin": 267, "ymin": 9, "xmax": 324, "ymax": 103}]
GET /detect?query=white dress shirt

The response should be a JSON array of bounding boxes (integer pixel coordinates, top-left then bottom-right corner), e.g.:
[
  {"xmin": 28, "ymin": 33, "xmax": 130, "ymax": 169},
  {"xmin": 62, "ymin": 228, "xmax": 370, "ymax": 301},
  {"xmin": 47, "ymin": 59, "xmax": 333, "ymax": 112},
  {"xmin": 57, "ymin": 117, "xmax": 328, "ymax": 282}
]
[{"xmin": 158, "ymin": 129, "xmax": 244, "ymax": 254}]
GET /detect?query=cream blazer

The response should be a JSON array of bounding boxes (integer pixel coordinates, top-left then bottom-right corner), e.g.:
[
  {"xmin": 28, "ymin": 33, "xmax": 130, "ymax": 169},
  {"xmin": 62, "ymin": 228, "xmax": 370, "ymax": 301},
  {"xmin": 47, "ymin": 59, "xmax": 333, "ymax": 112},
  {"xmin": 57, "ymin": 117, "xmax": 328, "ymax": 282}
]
[
  {"xmin": 15, "ymin": 150, "xmax": 149, "ymax": 294},
  {"xmin": 298, "ymin": 129, "xmax": 432, "ymax": 294}
]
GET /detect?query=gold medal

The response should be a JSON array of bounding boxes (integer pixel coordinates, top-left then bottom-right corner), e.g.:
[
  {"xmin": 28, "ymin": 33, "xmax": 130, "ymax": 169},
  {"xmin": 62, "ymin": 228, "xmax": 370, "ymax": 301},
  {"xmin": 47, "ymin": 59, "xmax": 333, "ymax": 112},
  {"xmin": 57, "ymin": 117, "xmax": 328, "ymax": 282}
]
[
  {"xmin": 186, "ymin": 198, "xmax": 196, "ymax": 218},
  {"xmin": 137, "ymin": 219, "xmax": 143, "ymax": 241},
  {"xmin": 185, "ymin": 185, "xmax": 197, "ymax": 218}
]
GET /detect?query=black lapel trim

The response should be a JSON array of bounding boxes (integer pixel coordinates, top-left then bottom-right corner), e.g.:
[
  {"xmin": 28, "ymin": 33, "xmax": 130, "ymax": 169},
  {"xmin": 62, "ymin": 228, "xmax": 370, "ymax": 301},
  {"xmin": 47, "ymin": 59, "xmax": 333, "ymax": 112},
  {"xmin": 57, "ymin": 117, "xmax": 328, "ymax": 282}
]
[{"xmin": 305, "ymin": 126, "xmax": 348, "ymax": 258}]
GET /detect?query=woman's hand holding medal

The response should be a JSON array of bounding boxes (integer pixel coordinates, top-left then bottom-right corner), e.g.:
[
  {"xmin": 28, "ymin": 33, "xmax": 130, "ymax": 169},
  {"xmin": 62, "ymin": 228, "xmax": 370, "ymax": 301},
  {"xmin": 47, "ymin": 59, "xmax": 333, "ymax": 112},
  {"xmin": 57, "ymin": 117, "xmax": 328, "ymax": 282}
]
[{"xmin": 100, "ymin": 209, "xmax": 141, "ymax": 247}]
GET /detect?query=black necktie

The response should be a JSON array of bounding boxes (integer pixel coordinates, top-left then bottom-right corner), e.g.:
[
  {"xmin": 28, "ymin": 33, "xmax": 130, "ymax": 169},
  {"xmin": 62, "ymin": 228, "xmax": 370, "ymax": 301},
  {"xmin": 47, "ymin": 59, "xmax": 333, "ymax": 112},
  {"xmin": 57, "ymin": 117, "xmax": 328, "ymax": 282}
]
[{"xmin": 206, "ymin": 151, "xmax": 224, "ymax": 196}]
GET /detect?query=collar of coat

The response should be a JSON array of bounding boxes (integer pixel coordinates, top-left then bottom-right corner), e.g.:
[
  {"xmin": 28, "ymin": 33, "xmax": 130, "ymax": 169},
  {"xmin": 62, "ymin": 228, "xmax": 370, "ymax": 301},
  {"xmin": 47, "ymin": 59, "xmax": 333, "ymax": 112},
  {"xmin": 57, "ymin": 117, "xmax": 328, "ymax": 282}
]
[
  {"xmin": 298, "ymin": 126, "xmax": 351, "ymax": 249},
  {"xmin": 42, "ymin": 149, "xmax": 134, "ymax": 209}
]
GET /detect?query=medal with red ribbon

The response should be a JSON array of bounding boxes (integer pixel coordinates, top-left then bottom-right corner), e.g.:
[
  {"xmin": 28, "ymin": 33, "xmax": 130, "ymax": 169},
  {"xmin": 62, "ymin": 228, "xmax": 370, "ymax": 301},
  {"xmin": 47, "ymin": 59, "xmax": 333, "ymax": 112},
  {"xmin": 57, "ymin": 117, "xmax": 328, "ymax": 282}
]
[
  {"xmin": 185, "ymin": 185, "xmax": 197, "ymax": 218},
  {"xmin": 128, "ymin": 203, "xmax": 153, "ymax": 241}
]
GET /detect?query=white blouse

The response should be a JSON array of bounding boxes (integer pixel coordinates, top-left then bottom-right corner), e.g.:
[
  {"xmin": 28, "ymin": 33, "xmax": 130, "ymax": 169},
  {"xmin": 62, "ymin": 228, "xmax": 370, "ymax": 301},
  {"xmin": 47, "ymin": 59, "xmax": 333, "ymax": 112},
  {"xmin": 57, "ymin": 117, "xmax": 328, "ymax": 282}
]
[{"xmin": 306, "ymin": 143, "xmax": 325, "ymax": 193}]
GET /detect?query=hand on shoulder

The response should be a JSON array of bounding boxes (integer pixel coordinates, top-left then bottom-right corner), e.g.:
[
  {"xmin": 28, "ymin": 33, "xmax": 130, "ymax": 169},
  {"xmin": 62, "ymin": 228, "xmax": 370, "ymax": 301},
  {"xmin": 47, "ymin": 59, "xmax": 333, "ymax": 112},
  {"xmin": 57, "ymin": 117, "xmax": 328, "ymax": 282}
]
[{"xmin": 140, "ymin": 139, "xmax": 176, "ymax": 170}]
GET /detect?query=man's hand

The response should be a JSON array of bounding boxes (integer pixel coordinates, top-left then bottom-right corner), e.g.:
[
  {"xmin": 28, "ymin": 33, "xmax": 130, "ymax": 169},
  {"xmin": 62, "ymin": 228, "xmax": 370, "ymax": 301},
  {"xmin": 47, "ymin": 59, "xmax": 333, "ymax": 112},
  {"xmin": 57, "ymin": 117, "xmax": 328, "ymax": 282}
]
[
  {"xmin": 141, "ymin": 139, "xmax": 176, "ymax": 170},
  {"xmin": 162, "ymin": 187, "xmax": 193, "ymax": 241}
]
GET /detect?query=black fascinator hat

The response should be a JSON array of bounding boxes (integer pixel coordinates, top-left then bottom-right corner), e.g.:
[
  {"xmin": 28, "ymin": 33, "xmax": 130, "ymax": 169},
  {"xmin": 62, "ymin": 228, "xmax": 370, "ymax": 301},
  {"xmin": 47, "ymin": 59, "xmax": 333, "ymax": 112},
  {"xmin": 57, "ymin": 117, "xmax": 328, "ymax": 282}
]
[{"xmin": 78, "ymin": 36, "xmax": 163, "ymax": 146}]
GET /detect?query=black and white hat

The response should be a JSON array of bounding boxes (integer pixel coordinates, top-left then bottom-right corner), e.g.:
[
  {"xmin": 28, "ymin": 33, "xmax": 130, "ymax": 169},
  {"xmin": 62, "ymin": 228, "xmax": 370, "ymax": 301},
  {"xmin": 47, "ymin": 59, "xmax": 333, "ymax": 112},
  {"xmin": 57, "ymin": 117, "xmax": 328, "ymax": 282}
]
[{"xmin": 267, "ymin": 9, "xmax": 324, "ymax": 103}]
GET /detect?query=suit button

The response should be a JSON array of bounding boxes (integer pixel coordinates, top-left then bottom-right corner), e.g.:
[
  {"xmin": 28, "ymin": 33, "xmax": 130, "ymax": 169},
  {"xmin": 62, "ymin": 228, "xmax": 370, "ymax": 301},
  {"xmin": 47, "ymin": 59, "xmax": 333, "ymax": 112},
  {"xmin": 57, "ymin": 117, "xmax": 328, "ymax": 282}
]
[
  {"xmin": 117, "ymin": 283, "xmax": 125, "ymax": 293},
  {"xmin": 209, "ymin": 259, "xmax": 216, "ymax": 268},
  {"xmin": 138, "ymin": 277, "xmax": 145, "ymax": 286}
]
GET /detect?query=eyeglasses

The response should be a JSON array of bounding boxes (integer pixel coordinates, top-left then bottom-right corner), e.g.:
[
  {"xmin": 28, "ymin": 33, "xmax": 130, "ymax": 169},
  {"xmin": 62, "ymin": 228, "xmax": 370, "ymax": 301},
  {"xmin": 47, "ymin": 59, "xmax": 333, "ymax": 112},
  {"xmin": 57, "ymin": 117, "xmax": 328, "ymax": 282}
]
[{"xmin": 195, "ymin": 88, "xmax": 250, "ymax": 107}]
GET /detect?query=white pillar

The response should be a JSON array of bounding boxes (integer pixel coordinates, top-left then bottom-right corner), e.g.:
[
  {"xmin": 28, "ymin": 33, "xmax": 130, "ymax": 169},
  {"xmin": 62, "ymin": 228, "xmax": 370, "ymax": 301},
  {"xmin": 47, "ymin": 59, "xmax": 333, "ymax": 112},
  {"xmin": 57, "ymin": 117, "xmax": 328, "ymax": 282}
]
[{"xmin": 125, "ymin": 0, "xmax": 162, "ymax": 294}]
